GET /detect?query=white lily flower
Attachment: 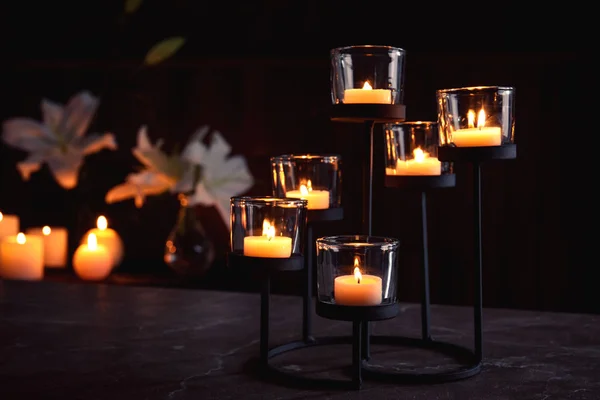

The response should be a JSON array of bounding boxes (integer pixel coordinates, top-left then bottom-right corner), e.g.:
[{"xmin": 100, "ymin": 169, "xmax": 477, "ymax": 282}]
[
  {"xmin": 105, "ymin": 126, "xmax": 182, "ymax": 207},
  {"xmin": 185, "ymin": 126, "xmax": 254, "ymax": 228},
  {"xmin": 105, "ymin": 124, "xmax": 254, "ymax": 228},
  {"xmin": 1, "ymin": 91, "xmax": 117, "ymax": 189}
]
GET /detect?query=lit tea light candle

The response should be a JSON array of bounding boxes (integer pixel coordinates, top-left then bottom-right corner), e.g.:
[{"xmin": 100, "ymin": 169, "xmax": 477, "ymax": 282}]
[
  {"xmin": 334, "ymin": 257, "xmax": 382, "ymax": 306},
  {"xmin": 344, "ymin": 81, "xmax": 392, "ymax": 104},
  {"xmin": 386, "ymin": 148, "xmax": 442, "ymax": 176},
  {"xmin": 0, "ymin": 212, "xmax": 19, "ymax": 240},
  {"xmin": 73, "ymin": 233, "xmax": 113, "ymax": 281},
  {"xmin": 26, "ymin": 226, "xmax": 68, "ymax": 268},
  {"xmin": 452, "ymin": 107, "xmax": 502, "ymax": 147},
  {"xmin": 243, "ymin": 219, "xmax": 292, "ymax": 258},
  {"xmin": 0, "ymin": 232, "xmax": 44, "ymax": 281},
  {"xmin": 81, "ymin": 216, "xmax": 123, "ymax": 268},
  {"xmin": 286, "ymin": 179, "xmax": 330, "ymax": 209}
]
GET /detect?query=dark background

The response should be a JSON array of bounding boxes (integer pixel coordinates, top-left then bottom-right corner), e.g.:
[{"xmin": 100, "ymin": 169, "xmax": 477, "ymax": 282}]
[{"xmin": 0, "ymin": 1, "xmax": 586, "ymax": 312}]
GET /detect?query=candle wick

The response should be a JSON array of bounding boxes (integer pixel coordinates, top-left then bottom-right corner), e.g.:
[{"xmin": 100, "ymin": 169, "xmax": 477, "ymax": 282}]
[{"xmin": 357, "ymin": 277, "xmax": 361, "ymax": 284}]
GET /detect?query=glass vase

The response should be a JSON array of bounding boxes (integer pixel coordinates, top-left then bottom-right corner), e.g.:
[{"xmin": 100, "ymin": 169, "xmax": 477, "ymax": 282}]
[{"xmin": 164, "ymin": 194, "xmax": 215, "ymax": 278}]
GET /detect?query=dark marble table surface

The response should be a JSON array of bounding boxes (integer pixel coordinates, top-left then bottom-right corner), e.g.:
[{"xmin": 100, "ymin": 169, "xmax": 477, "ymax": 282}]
[{"xmin": 1, "ymin": 280, "xmax": 598, "ymax": 400}]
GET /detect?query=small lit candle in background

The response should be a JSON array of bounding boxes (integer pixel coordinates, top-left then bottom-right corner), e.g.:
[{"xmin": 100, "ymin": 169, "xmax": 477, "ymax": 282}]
[
  {"xmin": 26, "ymin": 226, "xmax": 68, "ymax": 268},
  {"xmin": 0, "ymin": 212, "xmax": 19, "ymax": 240},
  {"xmin": 344, "ymin": 81, "xmax": 392, "ymax": 104},
  {"xmin": 0, "ymin": 232, "xmax": 44, "ymax": 281},
  {"xmin": 243, "ymin": 219, "xmax": 292, "ymax": 258},
  {"xmin": 73, "ymin": 233, "xmax": 113, "ymax": 281},
  {"xmin": 452, "ymin": 108, "xmax": 502, "ymax": 147},
  {"xmin": 386, "ymin": 148, "xmax": 442, "ymax": 176},
  {"xmin": 81, "ymin": 216, "xmax": 123, "ymax": 269},
  {"xmin": 285, "ymin": 180, "xmax": 330, "ymax": 209},
  {"xmin": 334, "ymin": 257, "xmax": 382, "ymax": 306}
]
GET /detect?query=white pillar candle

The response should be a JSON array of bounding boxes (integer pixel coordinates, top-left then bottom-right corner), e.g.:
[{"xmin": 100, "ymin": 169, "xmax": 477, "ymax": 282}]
[
  {"xmin": 0, "ymin": 233, "xmax": 44, "ymax": 281},
  {"xmin": 334, "ymin": 259, "xmax": 382, "ymax": 306},
  {"xmin": 344, "ymin": 81, "xmax": 391, "ymax": 104},
  {"xmin": 73, "ymin": 233, "xmax": 113, "ymax": 281},
  {"xmin": 285, "ymin": 179, "xmax": 330, "ymax": 209},
  {"xmin": 243, "ymin": 219, "xmax": 292, "ymax": 258},
  {"xmin": 81, "ymin": 216, "xmax": 123, "ymax": 268},
  {"xmin": 0, "ymin": 212, "xmax": 19, "ymax": 240},
  {"xmin": 452, "ymin": 107, "xmax": 502, "ymax": 147},
  {"xmin": 26, "ymin": 226, "xmax": 68, "ymax": 268},
  {"xmin": 386, "ymin": 148, "xmax": 442, "ymax": 176}
]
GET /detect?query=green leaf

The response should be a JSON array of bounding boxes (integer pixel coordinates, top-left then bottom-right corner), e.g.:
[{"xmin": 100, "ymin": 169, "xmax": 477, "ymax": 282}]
[
  {"xmin": 124, "ymin": 0, "xmax": 143, "ymax": 14},
  {"xmin": 143, "ymin": 37, "xmax": 186, "ymax": 66}
]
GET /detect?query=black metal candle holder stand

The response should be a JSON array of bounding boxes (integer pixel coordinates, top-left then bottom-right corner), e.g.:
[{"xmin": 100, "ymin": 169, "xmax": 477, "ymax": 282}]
[
  {"xmin": 364, "ymin": 173, "xmax": 484, "ymax": 383},
  {"xmin": 315, "ymin": 301, "xmax": 400, "ymax": 389},
  {"xmin": 326, "ymin": 104, "xmax": 490, "ymax": 386},
  {"xmin": 302, "ymin": 208, "xmax": 344, "ymax": 343},
  {"xmin": 231, "ymin": 208, "xmax": 350, "ymax": 390}
]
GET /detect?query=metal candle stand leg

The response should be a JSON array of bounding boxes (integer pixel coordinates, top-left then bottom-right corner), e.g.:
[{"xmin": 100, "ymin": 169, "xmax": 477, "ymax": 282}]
[
  {"xmin": 303, "ymin": 222, "xmax": 314, "ymax": 343},
  {"xmin": 472, "ymin": 162, "xmax": 484, "ymax": 360}
]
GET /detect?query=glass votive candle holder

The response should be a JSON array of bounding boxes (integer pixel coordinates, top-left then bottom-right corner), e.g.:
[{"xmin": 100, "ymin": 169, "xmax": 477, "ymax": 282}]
[
  {"xmin": 330, "ymin": 45, "xmax": 406, "ymax": 105},
  {"xmin": 316, "ymin": 235, "xmax": 400, "ymax": 306},
  {"xmin": 230, "ymin": 197, "xmax": 307, "ymax": 258},
  {"xmin": 384, "ymin": 121, "xmax": 451, "ymax": 176},
  {"xmin": 270, "ymin": 154, "xmax": 341, "ymax": 210},
  {"xmin": 437, "ymin": 86, "xmax": 515, "ymax": 147}
]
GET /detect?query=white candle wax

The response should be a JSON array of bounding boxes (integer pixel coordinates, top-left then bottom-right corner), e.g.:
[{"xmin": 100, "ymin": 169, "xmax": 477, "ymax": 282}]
[
  {"xmin": 334, "ymin": 274, "xmax": 382, "ymax": 306},
  {"xmin": 81, "ymin": 216, "xmax": 123, "ymax": 268},
  {"xmin": 386, "ymin": 148, "xmax": 442, "ymax": 176},
  {"xmin": 73, "ymin": 233, "xmax": 113, "ymax": 281},
  {"xmin": 0, "ymin": 233, "xmax": 44, "ymax": 281},
  {"xmin": 286, "ymin": 189, "xmax": 330, "ymax": 209},
  {"xmin": 343, "ymin": 81, "xmax": 391, "ymax": 104},
  {"xmin": 243, "ymin": 219, "xmax": 292, "ymax": 258},
  {"xmin": 26, "ymin": 226, "xmax": 68, "ymax": 268},
  {"xmin": 452, "ymin": 127, "xmax": 502, "ymax": 147},
  {"xmin": 452, "ymin": 107, "xmax": 502, "ymax": 147},
  {"xmin": 0, "ymin": 212, "xmax": 19, "ymax": 240},
  {"xmin": 243, "ymin": 236, "xmax": 292, "ymax": 258}
]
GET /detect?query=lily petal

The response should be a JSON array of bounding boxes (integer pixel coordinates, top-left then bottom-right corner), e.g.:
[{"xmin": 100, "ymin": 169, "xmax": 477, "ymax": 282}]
[
  {"xmin": 74, "ymin": 133, "xmax": 118, "ymax": 155},
  {"xmin": 180, "ymin": 125, "xmax": 210, "ymax": 164},
  {"xmin": 41, "ymin": 99, "xmax": 64, "ymax": 132},
  {"xmin": 132, "ymin": 126, "xmax": 175, "ymax": 174},
  {"xmin": 189, "ymin": 155, "xmax": 254, "ymax": 228},
  {"xmin": 200, "ymin": 131, "xmax": 232, "ymax": 168},
  {"xmin": 2, "ymin": 118, "xmax": 56, "ymax": 152},
  {"xmin": 58, "ymin": 91, "xmax": 99, "ymax": 142},
  {"xmin": 46, "ymin": 149, "xmax": 84, "ymax": 190},
  {"xmin": 16, "ymin": 151, "xmax": 48, "ymax": 181},
  {"xmin": 105, "ymin": 171, "xmax": 173, "ymax": 206}
]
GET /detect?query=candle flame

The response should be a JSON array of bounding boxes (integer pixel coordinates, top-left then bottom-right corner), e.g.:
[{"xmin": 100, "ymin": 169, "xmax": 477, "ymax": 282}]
[
  {"xmin": 362, "ymin": 81, "xmax": 373, "ymax": 90},
  {"xmin": 16, "ymin": 232, "xmax": 26, "ymax": 244},
  {"xmin": 0, "ymin": 212, "xmax": 3, "ymax": 222},
  {"xmin": 413, "ymin": 148, "xmax": 426, "ymax": 162},
  {"xmin": 262, "ymin": 219, "xmax": 276, "ymax": 241},
  {"xmin": 97, "ymin": 216, "xmax": 108, "ymax": 231},
  {"xmin": 477, "ymin": 107, "xmax": 486, "ymax": 129},
  {"xmin": 354, "ymin": 267, "xmax": 362, "ymax": 284},
  {"xmin": 353, "ymin": 257, "xmax": 362, "ymax": 284},
  {"xmin": 467, "ymin": 109, "xmax": 475, "ymax": 128},
  {"xmin": 87, "ymin": 233, "xmax": 98, "ymax": 250},
  {"xmin": 42, "ymin": 226, "xmax": 51, "ymax": 235},
  {"xmin": 299, "ymin": 179, "xmax": 313, "ymax": 195}
]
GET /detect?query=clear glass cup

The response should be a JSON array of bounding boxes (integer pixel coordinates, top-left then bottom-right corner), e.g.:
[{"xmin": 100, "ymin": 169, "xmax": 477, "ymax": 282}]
[
  {"xmin": 230, "ymin": 196, "xmax": 307, "ymax": 258},
  {"xmin": 384, "ymin": 121, "xmax": 452, "ymax": 176},
  {"xmin": 437, "ymin": 86, "xmax": 515, "ymax": 147},
  {"xmin": 316, "ymin": 235, "xmax": 400, "ymax": 306},
  {"xmin": 271, "ymin": 154, "xmax": 341, "ymax": 210},
  {"xmin": 330, "ymin": 45, "xmax": 406, "ymax": 105}
]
